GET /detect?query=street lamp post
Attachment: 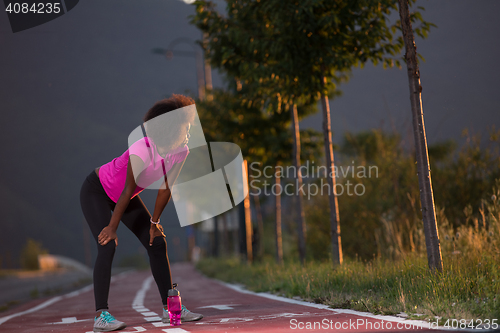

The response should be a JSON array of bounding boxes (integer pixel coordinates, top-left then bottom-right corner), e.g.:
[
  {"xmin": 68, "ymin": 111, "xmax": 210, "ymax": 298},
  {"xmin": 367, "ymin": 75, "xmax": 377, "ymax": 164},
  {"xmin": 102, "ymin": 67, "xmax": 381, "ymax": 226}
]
[{"xmin": 152, "ymin": 37, "xmax": 207, "ymax": 101}]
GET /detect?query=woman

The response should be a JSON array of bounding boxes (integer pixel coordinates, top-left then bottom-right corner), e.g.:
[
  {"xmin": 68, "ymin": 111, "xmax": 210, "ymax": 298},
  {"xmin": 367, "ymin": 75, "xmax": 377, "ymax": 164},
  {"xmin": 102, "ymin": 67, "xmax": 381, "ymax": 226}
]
[{"xmin": 80, "ymin": 94, "xmax": 203, "ymax": 332}]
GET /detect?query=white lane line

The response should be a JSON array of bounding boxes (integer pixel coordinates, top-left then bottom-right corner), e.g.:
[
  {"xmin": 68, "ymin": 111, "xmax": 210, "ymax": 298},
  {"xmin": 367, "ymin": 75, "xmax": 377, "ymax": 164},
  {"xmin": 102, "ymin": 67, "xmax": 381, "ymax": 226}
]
[
  {"xmin": 221, "ymin": 282, "xmax": 335, "ymax": 310},
  {"xmin": 163, "ymin": 328, "xmax": 190, "ymax": 333},
  {"xmin": 123, "ymin": 327, "xmax": 147, "ymax": 332},
  {"xmin": 0, "ymin": 296, "xmax": 62, "ymax": 325},
  {"xmin": 194, "ymin": 312, "xmax": 311, "ymax": 325},
  {"xmin": 50, "ymin": 317, "xmax": 92, "ymax": 324},
  {"xmin": 141, "ymin": 311, "xmax": 158, "ymax": 317},
  {"xmin": 132, "ymin": 275, "xmax": 164, "ymax": 325},
  {"xmin": 259, "ymin": 312, "xmax": 310, "ymax": 319},
  {"xmin": 152, "ymin": 321, "xmax": 171, "ymax": 327},
  {"xmin": 134, "ymin": 308, "xmax": 150, "ymax": 312},
  {"xmin": 64, "ymin": 285, "xmax": 93, "ymax": 298},
  {"xmin": 0, "ymin": 270, "xmax": 133, "ymax": 326},
  {"xmin": 220, "ymin": 317, "xmax": 253, "ymax": 323},
  {"xmin": 198, "ymin": 304, "xmax": 238, "ymax": 310},
  {"xmin": 132, "ymin": 276, "xmax": 154, "ymax": 308}
]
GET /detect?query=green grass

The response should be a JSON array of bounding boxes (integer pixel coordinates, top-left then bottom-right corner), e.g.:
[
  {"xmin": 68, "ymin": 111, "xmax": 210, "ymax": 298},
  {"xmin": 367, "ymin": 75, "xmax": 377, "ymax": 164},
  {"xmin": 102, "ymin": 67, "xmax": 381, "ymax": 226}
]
[
  {"xmin": 196, "ymin": 253, "xmax": 499, "ymax": 323},
  {"xmin": 196, "ymin": 178, "xmax": 500, "ymax": 323}
]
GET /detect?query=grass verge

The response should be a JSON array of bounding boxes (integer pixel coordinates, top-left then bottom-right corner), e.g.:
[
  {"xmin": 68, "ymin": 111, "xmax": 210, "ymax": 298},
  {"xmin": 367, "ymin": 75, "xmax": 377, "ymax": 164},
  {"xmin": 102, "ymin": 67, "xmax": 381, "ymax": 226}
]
[{"xmin": 196, "ymin": 253, "xmax": 499, "ymax": 324}]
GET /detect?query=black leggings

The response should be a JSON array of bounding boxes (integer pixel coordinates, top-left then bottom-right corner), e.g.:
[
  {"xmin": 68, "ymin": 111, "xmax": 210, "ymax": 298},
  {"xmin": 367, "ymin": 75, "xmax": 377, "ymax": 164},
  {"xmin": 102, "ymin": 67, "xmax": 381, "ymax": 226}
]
[{"xmin": 80, "ymin": 170, "xmax": 172, "ymax": 311}]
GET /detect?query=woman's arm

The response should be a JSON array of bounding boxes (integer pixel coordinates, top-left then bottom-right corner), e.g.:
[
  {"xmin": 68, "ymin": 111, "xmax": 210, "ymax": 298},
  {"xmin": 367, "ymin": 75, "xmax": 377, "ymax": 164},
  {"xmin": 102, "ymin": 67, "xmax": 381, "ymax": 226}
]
[
  {"xmin": 98, "ymin": 155, "xmax": 144, "ymax": 246},
  {"xmin": 148, "ymin": 158, "xmax": 187, "ymax": 245},
  {"xmin": 151, "ymin": 158, "xmax": 186, "ymax": 220}
]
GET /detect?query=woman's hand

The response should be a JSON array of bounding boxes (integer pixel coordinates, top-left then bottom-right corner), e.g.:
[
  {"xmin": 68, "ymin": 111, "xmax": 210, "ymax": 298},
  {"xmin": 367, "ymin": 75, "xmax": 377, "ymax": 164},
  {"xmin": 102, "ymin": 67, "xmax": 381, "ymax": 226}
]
[
  {"xmin": 149, "ymin": 223, "xmax": 165, "ymax": 246},
  {"xmin": 98, "ymin": 226, "xmax": 118, "ymax": 246}
]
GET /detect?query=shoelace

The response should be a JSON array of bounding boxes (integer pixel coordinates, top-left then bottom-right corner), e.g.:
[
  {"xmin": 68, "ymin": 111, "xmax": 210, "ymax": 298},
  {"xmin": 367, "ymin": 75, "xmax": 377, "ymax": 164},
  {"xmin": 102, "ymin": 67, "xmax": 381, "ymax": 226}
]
[{"xmin": 101, "ymin": 311, "xmax": 116, "ymax": 323}]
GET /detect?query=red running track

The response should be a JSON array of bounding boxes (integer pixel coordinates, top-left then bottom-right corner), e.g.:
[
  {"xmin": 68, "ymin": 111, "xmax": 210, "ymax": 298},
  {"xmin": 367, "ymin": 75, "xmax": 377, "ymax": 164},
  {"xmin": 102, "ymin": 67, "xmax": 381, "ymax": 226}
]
[{"xmin": 0, "ymin": 263, "xmax": 441, "ymax": 333}]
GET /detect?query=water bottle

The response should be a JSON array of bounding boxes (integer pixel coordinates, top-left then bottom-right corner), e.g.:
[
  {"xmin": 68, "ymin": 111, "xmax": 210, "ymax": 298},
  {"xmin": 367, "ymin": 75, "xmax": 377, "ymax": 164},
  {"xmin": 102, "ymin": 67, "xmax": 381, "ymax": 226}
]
[{"xmin": 167, "ymin": 283, "xmax": 182, "ymax": 326}]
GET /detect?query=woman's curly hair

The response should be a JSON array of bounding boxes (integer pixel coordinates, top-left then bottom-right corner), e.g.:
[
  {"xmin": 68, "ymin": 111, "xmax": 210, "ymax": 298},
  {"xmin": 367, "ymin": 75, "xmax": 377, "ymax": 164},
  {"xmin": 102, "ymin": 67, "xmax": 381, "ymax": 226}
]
[{"xmin": 143, "ymin": 94, "xmax": 196, "ymax": 152}]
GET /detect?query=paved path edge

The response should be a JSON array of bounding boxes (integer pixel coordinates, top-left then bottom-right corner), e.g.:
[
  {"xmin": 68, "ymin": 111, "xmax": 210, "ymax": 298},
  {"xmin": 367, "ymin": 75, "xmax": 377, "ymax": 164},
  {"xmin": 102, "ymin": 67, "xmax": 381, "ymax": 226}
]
[{"xmin": 217, "ymin": 279, "xmax": 490, "ymax": 333}]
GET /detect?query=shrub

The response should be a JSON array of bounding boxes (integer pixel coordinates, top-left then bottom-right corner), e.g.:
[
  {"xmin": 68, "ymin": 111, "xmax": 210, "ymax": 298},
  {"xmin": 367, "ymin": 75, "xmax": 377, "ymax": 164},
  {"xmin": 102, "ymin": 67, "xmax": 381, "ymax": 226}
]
[{"xmin": 20, "ymin": 238, "xmax": 48, "ymax": 270}]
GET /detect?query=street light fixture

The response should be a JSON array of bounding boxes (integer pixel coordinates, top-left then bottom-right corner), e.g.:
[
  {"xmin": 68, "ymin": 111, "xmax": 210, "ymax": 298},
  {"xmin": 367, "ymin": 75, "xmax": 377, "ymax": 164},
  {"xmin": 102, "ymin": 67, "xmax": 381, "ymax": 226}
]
[{"xmin": 152, "ymin": 37, "xmax": 208, "ymax": 101}]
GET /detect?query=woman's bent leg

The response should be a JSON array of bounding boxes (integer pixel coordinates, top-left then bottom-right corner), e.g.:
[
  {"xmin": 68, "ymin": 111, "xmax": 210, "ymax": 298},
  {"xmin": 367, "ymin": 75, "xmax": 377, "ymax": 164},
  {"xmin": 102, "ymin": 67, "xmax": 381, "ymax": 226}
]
[
  {"xmin": 80, "ymin": 171, "xmax": 116, "ymax": 311},
  {"xmin": 121, "ymin": 196, "xmax": 172, "ymax": 305},
  {"xmin": 93, "ymin": 243, "xmax": 116, "ymax": 311}
]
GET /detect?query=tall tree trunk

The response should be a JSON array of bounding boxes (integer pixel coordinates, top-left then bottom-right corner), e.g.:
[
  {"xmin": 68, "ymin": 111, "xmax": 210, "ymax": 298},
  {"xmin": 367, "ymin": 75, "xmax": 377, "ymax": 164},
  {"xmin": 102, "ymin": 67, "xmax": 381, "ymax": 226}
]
[
  {"xmin": 275, "ymin": 163, "xmax": 283, "ymax": 265},
  {"xmin": 213, "ymin": 215, "xmax": 219, "ymax": 257},
  {"xmin": 319, "ymin": 80, "xmax": 343, "ymax": 266},
  {"xmin": 221, "ymin": 213, "xmax": 229, "ymax": 254},
  {"xmin": 195, "ymin": 49, "xmax": 205, "ymax": 101},
  {"xmin": 243, "ymin": 159, "xmax": 253, "ymax": 264},
  {"xmin": 203, "ymin": 32, "xmax": 213, "ymax": 101},
  {"xmin": 398, "ymin": 0, "xmax": 443, "ymax": 272},
  {"xmin": 252, "ymin": 189, "xmax": 264, "ymax": 258},
  {"xmin": 290, "ymin": 103, "xmax": 307, "ymax": 265}
]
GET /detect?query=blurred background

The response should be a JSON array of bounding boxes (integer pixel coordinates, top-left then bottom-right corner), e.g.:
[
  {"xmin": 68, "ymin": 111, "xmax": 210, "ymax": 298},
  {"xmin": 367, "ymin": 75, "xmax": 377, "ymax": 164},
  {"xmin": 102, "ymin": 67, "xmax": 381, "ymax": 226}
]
[{"xmin": 0, "ymin": 0, "xmax": 498, "ymax": 273}]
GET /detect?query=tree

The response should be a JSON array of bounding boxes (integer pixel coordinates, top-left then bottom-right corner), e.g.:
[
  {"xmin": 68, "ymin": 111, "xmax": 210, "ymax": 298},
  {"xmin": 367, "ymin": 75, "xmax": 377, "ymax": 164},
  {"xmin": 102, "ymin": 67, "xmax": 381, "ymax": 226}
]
[
  {"xmin": 397, "ymin": 0, "xmax": 442, "ymax": 272},
  {"xmin": 192, "ymin": 0, "xmax": 434, "ymax": 266},
  {"xmin": 274, "ymin": 162, "xmax": 283, "ymax": 264},
  {"xmin": 195, "ymin": 83, "xmax": 323, "ymax": 263},
  {"xmin": 192, "ymin": 0, "xmax": 333, "ymax": 264}
]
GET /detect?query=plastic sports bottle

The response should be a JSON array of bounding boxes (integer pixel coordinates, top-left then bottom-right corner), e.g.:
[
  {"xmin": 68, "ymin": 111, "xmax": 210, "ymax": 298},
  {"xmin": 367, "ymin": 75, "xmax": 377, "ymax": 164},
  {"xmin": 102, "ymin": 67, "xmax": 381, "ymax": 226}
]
[{"xmin": 167, "ymin": 283, "xmax": 182, "ymax": 326}]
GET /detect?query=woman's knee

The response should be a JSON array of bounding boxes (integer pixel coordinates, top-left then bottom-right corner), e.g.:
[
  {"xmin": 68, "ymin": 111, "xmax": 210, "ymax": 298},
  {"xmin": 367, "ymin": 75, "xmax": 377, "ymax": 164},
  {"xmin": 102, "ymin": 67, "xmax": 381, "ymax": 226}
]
[
  {"xmin": 147, "ymin": 236, "xmax": 167, "ymax": 254},
  {"xmin": 97, "ymin": 242, "xmax": 116, "ymax": 257}
]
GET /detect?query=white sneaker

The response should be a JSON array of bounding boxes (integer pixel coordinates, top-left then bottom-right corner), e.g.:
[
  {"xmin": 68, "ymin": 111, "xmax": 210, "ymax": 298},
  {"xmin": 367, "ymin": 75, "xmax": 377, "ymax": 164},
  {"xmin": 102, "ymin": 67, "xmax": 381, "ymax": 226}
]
[
  {"xmin": 181, "ymin": 305, "xmax": 203, "ymax": 322},
  {"xmin": 93, "ymin": 311, "xmax": 127, "ymax": 332},
  {"xmin": 161, "ymin": 308, "xmax": 170, "ymax": 324},
  {"xmin": 161, "ymin": 305, "xmax": 203, "ymax": 323}
]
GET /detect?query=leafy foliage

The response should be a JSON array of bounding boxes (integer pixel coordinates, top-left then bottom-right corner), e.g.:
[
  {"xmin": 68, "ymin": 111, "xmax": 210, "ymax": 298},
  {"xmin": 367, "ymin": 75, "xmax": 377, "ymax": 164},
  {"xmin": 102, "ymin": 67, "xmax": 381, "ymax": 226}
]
[
  {"xmin": 432, "ymin": 128, "xmax": 500, "ymax": 227},
  {"xmin": 20, "ymin": 238, "xmax": 48, "ymax": 270},
  {"xmin": 195, "ymin": 85, "xmax": 324, "ymax": 177},
  {"xmin": 191, "ymin": 0, "xmax": 435, "ymax": 264},
  {"xmin": 191, "ymin": 0, "xmax": 434, "ymax": 103},
  {"xmin": 305, "ymin": 128, "xmax": 500, "ymax": 261}
]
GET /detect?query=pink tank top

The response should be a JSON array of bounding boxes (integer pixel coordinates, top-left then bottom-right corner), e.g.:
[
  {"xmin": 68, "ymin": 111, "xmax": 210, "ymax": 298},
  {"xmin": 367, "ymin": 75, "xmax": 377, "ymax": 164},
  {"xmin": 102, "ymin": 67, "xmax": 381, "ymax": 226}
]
[{"xmin": 98, "ymin": 137, "xmax": 189, "ymax": 203}]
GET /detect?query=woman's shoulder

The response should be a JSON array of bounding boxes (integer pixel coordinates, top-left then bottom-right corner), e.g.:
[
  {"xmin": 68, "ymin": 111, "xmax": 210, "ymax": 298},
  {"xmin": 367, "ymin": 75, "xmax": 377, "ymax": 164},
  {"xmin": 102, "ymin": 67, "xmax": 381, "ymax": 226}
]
[
  {"xmin": 128, "ymin": 137, "xmax": 156, "ymax": 163},
  {"xmin": 130, "ymin": 136, "xmax": 154, "ymax": 147}
]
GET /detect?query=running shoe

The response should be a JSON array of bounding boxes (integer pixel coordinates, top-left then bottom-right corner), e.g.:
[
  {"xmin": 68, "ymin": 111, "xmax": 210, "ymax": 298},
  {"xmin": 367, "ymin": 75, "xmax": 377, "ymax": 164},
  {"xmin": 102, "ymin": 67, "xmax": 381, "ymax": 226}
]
[
  {"xmin": 161, "ymin": 307, "xmax": 169, "ymax": 324},
  {"xmin": 93, "ymin": 311, "xmax": 127, "ymax": 332},
  {"xmin": 161, "ymin": 305, "xmax": 203, "ymax": 323},
  {"xmin": 181, "ymin": 305, "xmax": 204, "ymax": 322}
]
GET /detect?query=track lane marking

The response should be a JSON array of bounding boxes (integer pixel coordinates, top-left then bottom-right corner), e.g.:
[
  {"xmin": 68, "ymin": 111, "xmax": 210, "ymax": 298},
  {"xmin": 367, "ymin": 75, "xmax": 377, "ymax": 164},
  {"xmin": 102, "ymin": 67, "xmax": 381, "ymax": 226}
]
[
  {"xmin": 49, "ymin": 317, "xmax": 92, "ymax": 324},
  {"xmin": 0, "ymin": 270, "xmax": 132, "ymax": 326},
  {"xmin": 0, "ymin": 297, "xmax": 63, "ymax": 325},
  {"xmin": 198, "ymin": 304, "xmax": 238, "ymax": 310},
  {"xmin": 162, "ymin": 328, "xmax": 189, "ymax": 333}
]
